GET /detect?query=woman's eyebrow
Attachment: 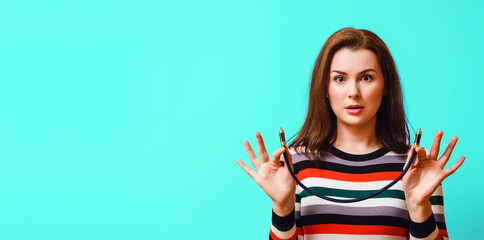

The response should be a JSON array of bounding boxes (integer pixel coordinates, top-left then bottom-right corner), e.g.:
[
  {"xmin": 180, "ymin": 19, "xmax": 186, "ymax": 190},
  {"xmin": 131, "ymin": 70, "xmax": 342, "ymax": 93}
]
[
  {"xmin": 359, "ymin": 68, "xmax": 377, "ymax": 74},
  {"xmin": 330, "ymin": 70, "xmax": 346, "ymax": 75},
  {"xmin": 330, "ymin": 68, "xmax": 377, "ymax": 74}
]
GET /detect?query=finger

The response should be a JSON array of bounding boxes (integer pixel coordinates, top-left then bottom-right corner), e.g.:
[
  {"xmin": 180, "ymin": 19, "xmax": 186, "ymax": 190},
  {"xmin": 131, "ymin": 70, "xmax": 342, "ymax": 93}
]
[
  {"xmin": 429, "ymin": 130, "xmax": 443, "ymax": 160},
  {"xmin": 236, "ymin": 159, "xmax": 258, "ymax": 180},
  {"xmin": 416, "ymin": 147, "xmax": 428, "ymax": 164},
  {"xmin": 443, "ymin": 156, "xmax": 465, "ymax": 178},
  {"xmin": 439, "ymin": 136, "xmax": 458, "ymax": 167},
  {"xmin": 243, "ymin": 140, "xmax": 261, "ymax": 169},
  {"xmin": 256, "ymin": 132, "xmax": 270, "ymax": 163},
  {"xmin": 271, "ymin": 147, "xmax": 286, "ymax": 167},
  {"xmin": 403, "ymin": 146, "xmax": 416, "ymax": 170}
]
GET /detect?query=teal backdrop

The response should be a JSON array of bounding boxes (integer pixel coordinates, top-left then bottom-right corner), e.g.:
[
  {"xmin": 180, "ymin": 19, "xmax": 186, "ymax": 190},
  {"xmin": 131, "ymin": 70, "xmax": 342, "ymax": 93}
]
[{"xmin": 0, "ymin": 0, "xmax": 482, "ymax": 239}]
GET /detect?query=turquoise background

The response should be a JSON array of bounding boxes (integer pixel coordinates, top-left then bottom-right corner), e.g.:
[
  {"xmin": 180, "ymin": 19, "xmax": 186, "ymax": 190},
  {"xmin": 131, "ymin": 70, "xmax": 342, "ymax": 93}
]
[{"xmin": 0, "ymin": 0, "xmax": 482, "ymax": 239}]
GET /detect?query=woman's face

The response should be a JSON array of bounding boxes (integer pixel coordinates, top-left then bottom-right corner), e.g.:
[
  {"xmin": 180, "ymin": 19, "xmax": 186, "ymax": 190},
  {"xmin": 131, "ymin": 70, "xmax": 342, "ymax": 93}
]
[{"xmin": 327, "ymin": 48, "xmax": 385, "ymax": 129}]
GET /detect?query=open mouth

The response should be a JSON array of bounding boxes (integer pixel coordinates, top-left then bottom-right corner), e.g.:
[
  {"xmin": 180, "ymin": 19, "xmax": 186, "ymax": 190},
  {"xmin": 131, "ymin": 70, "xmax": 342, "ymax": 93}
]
[{"xmin": 345, "ymin": 105, "xmax": 364, "ymax": 109}]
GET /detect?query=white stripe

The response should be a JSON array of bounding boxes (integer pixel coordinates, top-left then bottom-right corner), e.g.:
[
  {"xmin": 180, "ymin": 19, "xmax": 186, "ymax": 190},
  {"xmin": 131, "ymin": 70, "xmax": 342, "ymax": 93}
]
[
  {"xmin": 302, "ymin": 195, "xmax": 408, "ymax": 210},
  {"xmin": 431, "ymin": 205, "xmax": 445, "ymax": 215},
  {"xmin": 304, "ymin": 234, "xmax": 407, "ymax": 240},
  {"xmin": 271, "ymin": 223, "xmax": 296, "ymax": 239},
  {"xmin": 300, "ymin": 177, "xmax": 404, "ymax": 191},
  {"xmin": 433, "ymin": 186, "xmax": 443, "ymax": 196},
  {"xmin": 387, "ymin": 151, "xmax": 409, "ymax": 156}
]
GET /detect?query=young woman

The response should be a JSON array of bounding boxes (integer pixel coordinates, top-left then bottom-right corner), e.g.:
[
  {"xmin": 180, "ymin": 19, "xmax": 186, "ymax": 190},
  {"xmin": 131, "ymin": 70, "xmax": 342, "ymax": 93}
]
[{"xmin": 236, "ymin": 28, "xmax": 465, "ymax": 240}]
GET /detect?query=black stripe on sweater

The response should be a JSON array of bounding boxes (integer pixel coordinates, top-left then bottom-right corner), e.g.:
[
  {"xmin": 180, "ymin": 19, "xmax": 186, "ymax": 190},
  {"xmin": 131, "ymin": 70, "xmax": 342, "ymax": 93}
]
[
  {"xmin": 409, "ymin": 213, "xmax": 437, "ymax": 238},
  {"xmin": 272, "ymin": 208, "xmax": 295, "ymax": 231},
  {"xmin": 301, "ymin": 214, "xmax": 408, "ymax": 228}
]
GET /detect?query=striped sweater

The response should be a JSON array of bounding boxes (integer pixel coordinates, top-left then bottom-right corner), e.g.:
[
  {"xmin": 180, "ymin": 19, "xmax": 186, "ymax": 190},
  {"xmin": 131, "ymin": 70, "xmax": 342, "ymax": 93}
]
[{"xmin": 269, "ymin": 145, "xmax": 448, "ymax": 240}]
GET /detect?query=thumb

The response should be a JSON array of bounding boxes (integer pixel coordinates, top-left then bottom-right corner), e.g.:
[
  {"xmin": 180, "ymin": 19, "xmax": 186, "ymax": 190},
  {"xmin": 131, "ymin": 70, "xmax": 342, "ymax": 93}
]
[{"xmin": 271, "ymin": 147, "xmax": 286, "ymax": 167}]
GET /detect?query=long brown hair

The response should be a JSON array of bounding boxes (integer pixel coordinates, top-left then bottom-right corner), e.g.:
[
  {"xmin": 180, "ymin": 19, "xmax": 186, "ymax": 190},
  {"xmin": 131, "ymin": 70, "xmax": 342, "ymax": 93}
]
[{"xmin": 289, "ymin": 27, "xmax": 410, "ymax": 156}]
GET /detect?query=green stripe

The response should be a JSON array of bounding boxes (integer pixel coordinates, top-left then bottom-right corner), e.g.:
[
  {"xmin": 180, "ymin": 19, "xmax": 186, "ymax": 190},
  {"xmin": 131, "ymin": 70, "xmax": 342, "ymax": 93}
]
[
  {"xmin": 430, "ymin": 196, "xmax": 444, "ymax": 205},
  {"xmin": 300, "ymin": 187, "xmax": 406, "ymax": 200}
]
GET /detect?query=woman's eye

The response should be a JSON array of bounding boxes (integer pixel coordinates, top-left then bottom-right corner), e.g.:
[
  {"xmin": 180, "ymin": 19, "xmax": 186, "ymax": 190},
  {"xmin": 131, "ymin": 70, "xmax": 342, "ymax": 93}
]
[
  {"xmin": 334, "ymin": 76, "xmax": 344, "ymax": 82},
  {"xmin": 362, "ymin": 75, "xmax": 372, "ymax": 81}
]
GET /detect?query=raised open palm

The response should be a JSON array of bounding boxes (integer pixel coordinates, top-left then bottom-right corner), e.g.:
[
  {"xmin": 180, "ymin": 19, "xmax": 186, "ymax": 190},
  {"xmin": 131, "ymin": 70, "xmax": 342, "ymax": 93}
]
[
  {"xmin": 403, "ymin": 130, "xmax": 466, "ymax": 204},
  {"xmin": 236, "ymin": 132, "xmax": 296, "ymax": 206}
]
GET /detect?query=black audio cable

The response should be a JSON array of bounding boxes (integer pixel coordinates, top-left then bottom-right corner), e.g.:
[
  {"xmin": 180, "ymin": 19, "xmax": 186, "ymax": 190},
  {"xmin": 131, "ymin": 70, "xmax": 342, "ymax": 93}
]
[{"xmin": 279, "ymin": 127, "xmax": 421, "ymax": 203}]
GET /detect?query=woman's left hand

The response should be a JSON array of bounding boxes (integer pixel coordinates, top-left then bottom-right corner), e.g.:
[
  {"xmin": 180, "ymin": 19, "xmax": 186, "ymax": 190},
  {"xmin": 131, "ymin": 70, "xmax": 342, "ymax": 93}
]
[{"xmin": 402, "ymin": 130, "xmax": 466, "ymax": 206}]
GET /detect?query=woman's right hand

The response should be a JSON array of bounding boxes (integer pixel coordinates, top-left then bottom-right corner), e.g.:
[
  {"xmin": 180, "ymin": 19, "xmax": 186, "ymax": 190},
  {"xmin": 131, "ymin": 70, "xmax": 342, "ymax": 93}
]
[{"xmin": 236, "ymin": 132, "xmax": 296, "ymax": 215}]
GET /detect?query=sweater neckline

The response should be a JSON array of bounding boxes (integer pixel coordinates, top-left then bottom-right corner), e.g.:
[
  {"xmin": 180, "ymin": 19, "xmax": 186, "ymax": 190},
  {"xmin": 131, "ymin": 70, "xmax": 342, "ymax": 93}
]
[{"xmin": 328, "ymin": 144, "xmax": 390, "ymax": 161}]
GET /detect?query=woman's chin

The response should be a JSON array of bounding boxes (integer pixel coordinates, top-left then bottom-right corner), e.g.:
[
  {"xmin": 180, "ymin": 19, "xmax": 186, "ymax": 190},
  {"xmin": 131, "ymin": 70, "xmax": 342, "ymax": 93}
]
[{"xmin": 338, "ymin": 117, "xmax": 375, "ymax": 128}]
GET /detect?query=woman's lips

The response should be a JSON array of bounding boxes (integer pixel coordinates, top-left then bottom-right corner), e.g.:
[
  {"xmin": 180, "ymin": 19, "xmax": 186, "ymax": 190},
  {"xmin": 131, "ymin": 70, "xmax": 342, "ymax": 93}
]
[
  {"xmin": 346, "ymin": 108, "xmax": 363, "ymax": 114},
  {"xmin": 345, "ymin": 105, "xmax": 364, "ymax": 114}
]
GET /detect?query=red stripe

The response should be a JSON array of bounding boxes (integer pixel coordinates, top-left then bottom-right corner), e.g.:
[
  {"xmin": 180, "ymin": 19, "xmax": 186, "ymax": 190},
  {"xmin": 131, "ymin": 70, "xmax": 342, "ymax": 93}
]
[
  {"xmin": 296, "ymin": 227, "xmax": 303, "ymax": 237},
  {"xmin": 297, "ymin": 168, "xmax": 402, "ymax": 182},
  {"xmin": 269, "ymin": 230, "xmax": 297, "ymax": 240},
  {"xmin": 303, "ymin": 224, "xmax": 407, "ymax": 237},
  {"xmin": 437, "ymin": 229, "xmax": 448, "ymax": 239}
]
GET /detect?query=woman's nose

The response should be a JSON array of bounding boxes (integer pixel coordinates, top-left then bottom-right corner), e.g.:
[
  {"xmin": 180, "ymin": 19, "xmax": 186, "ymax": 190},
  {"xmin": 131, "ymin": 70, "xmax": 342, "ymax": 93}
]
[{"xmin": 347, "ymin": 80, "xmax": 360, "ymax": 99}]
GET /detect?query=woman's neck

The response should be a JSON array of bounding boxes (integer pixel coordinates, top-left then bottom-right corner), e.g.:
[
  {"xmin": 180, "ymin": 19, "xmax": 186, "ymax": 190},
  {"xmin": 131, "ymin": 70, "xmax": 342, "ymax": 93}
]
[{"xmin": 332, "ymin": 121, "xmax": 382, "ymax": 155}]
